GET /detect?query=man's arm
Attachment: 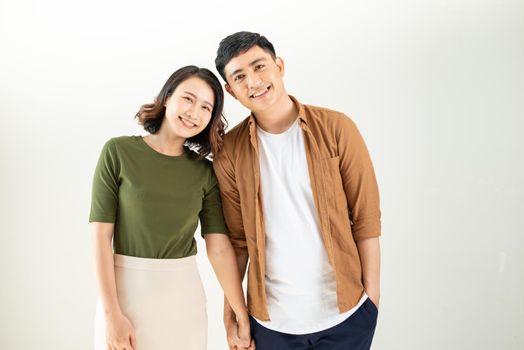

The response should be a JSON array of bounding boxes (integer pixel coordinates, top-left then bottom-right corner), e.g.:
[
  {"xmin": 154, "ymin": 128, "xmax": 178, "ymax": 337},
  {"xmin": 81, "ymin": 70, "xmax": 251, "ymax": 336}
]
[
  {"xmin": 337, "ymin": 115, "xmax": 382, "ymax": 306},
  {"xmin": 213, "ymin": 146, "xmax": 248, "ymax": 258},
  {"xmin": 356, "ymin": 237, "xmax": 381, "ymax": 306},
  {"xmin": 213, "ymin": 145, "xmax": 251, "ymax": 347}
]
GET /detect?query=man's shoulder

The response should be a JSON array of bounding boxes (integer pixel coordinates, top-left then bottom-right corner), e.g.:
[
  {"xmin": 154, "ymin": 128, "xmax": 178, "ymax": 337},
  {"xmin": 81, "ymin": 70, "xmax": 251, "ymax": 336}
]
[
  {"xmin": 213, "ymin": 116, "xmax": 252, "ymax": 166},
  {"xmin": 302, "ymin": 103, "xmax": 355, "ymax": 130},
  {"xmin": 303, "ymin": 102, "xmax": 348, "ymax": 120},
  {"xmin": 223, "ymin": 116, "xmax": 251, "ymax": 147}
]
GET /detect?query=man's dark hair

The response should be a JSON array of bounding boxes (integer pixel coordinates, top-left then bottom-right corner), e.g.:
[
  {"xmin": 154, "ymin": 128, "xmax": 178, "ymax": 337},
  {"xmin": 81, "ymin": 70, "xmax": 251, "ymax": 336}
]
[{"xmin": 215, "ymin": 31, "xmax": 276, "ymax": 81}]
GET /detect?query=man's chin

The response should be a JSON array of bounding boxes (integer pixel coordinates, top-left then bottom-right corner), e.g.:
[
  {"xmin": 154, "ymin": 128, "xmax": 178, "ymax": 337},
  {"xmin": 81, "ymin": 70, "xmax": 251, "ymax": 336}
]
[{"xmin": 246, "ymin": 99, "xmax": 274, "ymax": 114}]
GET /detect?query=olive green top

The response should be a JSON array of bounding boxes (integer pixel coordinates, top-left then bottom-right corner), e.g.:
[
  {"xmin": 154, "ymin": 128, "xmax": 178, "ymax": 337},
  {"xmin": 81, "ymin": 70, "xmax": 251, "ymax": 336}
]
[{"xmin": 89, "ymin": 136, "xmax": 228, "ymax": 259}]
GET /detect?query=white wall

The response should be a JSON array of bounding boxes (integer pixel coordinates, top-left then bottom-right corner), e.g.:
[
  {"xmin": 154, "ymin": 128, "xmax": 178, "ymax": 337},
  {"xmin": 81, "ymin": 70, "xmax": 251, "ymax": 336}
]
[{"xmin": 1, "ymin": 0, "xmax": 522, "ymax": 349}]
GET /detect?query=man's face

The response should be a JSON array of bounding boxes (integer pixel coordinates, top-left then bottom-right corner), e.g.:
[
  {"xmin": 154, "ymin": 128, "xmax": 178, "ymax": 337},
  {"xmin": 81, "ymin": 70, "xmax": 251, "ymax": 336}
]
[{"xmin": 223, "ymin": 45, "xmax": 285, "ymax": 114}]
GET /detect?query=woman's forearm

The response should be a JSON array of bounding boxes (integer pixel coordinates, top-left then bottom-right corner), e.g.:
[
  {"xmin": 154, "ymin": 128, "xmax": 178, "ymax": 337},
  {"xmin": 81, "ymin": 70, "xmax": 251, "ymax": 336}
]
[
  {"xmin": 205, "ymin": 234, "xmax": 248, "ymax": 320},
  {"xmin": 91, "ymin": 222, "xmax": 121, "ymax": 316}
]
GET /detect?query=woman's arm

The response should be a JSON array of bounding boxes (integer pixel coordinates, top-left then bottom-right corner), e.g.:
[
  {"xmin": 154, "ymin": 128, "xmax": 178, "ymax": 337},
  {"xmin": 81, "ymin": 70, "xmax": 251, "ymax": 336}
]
[
  {"xmin": 92, "ymin": 222, "xmax": 120, "ymax": 315},
  {"xmin": 92, "ymin": 222, "xmax": 136, "ymax": 350},
  {"xmin": 205, "ymin": 233, "xmax": 251, "ymax": 348}
]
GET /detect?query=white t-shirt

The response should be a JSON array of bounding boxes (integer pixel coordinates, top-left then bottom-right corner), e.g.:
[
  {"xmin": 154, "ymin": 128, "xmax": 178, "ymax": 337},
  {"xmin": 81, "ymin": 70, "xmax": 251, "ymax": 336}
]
[{"xmin": 254, "ymin": 119, "xmax": 367, "ymax": 334}]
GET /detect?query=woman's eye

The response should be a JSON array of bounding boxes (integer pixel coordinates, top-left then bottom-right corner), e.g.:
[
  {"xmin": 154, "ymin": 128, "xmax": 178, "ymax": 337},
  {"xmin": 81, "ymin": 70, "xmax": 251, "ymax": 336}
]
[{"xmin": 183, "ymin": 96, "xmax": 192, "ymax": 102}]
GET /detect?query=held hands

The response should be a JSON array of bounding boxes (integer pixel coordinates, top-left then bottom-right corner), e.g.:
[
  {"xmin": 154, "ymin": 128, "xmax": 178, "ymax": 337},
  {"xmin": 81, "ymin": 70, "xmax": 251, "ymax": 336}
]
[
  {"xmin": 238, "ymin": 315, "xmax": 255, "ymax": 350},
  {"xmin": 105, "ymin": 312, "xmax": 137, "ymax": 350},
  {"xmin": 226, "ymin": 314, "xmax": 255, "ymax": 350}
]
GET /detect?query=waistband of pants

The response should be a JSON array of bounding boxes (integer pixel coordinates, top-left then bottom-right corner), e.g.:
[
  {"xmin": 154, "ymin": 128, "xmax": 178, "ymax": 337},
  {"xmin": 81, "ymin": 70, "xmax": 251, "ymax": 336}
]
[{"xmin": 113, "ymin": 253, "xmax": 197, "ymax": 271}]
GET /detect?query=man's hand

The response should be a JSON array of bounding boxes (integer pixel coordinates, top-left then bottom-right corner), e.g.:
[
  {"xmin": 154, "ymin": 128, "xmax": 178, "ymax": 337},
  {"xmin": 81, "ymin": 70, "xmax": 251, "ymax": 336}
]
[
  {"xmin": 225, "ymin": 317, "xmax": 255, "ymax": 350},
  {"xmin": 366, "ymin": 289, "xmax": 380, "ymax": 309},
  {"xmin": 237, "ymin": 314, "xmax": 254, "ymax": 349}
]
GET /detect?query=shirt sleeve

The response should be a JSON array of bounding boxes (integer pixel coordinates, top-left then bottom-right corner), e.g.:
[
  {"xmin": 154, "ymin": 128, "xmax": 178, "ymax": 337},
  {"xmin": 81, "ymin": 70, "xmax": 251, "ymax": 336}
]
[
  {"xmin": 212, "ymin": 145, "xmax": 248, "ymax": 254},
  {"xmin": 89, "ymin": 139, "xmax": 120, "ymax": 223},
  {"xmin": 337, "ymin": 115, "xmax": 381, "ymax": 241},
  {"xmin": 199, "ymin": 167, "xmax": 229, "ymax": 236}
]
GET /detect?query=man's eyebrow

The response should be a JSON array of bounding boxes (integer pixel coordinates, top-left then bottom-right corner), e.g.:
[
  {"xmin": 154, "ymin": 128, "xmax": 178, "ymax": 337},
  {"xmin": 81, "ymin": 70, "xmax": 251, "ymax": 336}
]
[
  {"xmin": 229, "ymin": 67, "xmax": 244, "ymax": 79},
  {"xmin": 229, "ymin": 57, "xmax": 268, "ymax": 78},
  {"xmin": 248, "ymin": 58, "xmax": 266, "ymax": 67},
  {"xmin": 183, "ymin": 91, "xmax": 213, "ymax": 107}
]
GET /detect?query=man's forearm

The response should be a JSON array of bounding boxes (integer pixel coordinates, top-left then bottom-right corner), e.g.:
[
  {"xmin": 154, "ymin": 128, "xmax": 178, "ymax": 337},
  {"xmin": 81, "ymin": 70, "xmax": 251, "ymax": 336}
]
[{"xmin": 356, "ymin": 237, "xmax": 381, "ymax": 306}]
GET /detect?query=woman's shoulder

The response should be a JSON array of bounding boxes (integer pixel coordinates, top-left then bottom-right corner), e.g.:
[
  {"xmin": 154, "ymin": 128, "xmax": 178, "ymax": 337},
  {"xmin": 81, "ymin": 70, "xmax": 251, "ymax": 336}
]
[
  {"xmin": 183, "ymin": 152, "xmax": 216, "ymax": 177},
  {"xmin": 185, "ymin": 151, "xmax": 213, "ymax": 168},
  {"xmin": 105, "ymin": 135, "xmax": 140, "ymax": 146},
  {"xmin": 100, "ymin": 135, "xmax": 141, "ymax": 152}
]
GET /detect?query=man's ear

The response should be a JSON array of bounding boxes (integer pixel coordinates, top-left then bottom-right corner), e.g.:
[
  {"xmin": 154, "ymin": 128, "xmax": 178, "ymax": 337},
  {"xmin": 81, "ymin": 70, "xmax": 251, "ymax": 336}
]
[
  {"xmin": 275, "ymin": 57, "xmax": 285, "ymax": 77},
  {"xmin": 225, "ymin": 84, "xmax": 237, "ymax": 99}
]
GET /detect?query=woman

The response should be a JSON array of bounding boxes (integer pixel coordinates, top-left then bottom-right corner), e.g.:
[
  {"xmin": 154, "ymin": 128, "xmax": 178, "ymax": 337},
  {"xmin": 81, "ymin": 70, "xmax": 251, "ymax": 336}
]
[{"xmin": 90, "ymin": 66, "xmax": 252, "ymax": 349}]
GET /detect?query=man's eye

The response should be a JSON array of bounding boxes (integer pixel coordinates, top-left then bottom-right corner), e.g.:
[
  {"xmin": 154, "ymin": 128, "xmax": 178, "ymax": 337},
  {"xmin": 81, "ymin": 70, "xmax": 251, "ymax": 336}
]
[
  {"xmin": 234, "ymin": 74, "xmax": 244, "ymax": 82},
  {"xmin": 255, "ymin": 64, "xmax": 265, "ymax": 71}
]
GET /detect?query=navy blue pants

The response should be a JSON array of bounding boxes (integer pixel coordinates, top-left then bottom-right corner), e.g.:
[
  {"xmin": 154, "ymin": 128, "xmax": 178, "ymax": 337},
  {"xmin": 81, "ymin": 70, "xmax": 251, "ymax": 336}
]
[{"xmin": 250, "ymin": 298, "xmax": 378, "ymax": 350}]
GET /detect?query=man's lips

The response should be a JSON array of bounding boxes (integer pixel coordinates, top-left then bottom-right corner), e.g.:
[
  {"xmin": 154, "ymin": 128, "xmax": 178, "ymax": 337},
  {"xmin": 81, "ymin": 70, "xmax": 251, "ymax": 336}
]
[{"xmin": 250, "ymin": 85, "xmax": 271, "ymax": 98}]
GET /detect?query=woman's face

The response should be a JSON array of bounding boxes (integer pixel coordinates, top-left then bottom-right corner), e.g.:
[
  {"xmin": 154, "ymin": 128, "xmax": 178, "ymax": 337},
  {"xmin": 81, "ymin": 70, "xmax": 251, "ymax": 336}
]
[{"xmin": 162, "ymin": 76, "xmax": 215, "ymax": 139}]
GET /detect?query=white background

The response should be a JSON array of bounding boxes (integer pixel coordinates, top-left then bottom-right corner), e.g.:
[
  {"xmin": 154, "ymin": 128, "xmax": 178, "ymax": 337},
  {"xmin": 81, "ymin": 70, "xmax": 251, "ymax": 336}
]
[{"xmin": 1, "ymin": 0, "xmax": 523, "ymax": 349}]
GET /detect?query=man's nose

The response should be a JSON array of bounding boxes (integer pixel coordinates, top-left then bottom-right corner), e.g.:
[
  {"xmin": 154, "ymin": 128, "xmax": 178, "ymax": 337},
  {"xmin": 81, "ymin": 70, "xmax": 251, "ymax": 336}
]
[{"xmin": 246, "ymin": 72, "xmax": 262, "ymax": 89}]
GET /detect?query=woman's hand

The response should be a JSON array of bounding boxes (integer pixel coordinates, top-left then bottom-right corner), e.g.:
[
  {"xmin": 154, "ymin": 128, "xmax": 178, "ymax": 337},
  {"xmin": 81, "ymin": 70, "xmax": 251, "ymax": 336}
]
[
  {"xmin": 237, "ymin": 314, "xmax": 253, "ymax": 349},
  {"xmin": 92, "ymin": 222, "xmax": 135, "ymax": 349},
  {"xmin": 105, "ymin": 312, "xmax": 136, "ymax": 350},
  {"xmin": 237, "ymin": 313, "xmax": 254, "ymax": 349},
  {"xmin": 225, "ymin": 316, "xmax": 255, "ymax": 350}
]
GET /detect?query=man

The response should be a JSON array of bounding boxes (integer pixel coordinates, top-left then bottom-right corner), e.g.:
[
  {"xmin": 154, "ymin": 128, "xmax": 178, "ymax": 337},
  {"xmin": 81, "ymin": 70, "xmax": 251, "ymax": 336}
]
[{"xmin": 213, "ymin": 31, "xmax": 381, "ymax": 350}]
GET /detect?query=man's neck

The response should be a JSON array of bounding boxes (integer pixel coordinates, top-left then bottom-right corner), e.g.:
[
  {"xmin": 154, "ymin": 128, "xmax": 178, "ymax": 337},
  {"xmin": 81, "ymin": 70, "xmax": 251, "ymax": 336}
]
[{"xmin": 254, "ymin": 94, "xmax": 298, "ymax": 134}]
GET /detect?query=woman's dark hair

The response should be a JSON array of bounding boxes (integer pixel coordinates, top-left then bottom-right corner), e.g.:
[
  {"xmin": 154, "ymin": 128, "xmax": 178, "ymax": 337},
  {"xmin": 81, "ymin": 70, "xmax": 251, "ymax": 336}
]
[
  {"xmin": 135, "ymin": 65, "xmax": 227, "ymax": 159},
  {"xmin": 215, "ymin": 31, "xmax": 276, "ymax": 81}
]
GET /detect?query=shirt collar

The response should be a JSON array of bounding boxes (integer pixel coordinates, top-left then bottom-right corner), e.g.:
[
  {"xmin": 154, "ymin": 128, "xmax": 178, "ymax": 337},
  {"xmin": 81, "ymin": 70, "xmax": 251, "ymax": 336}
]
[{"xmin": 247, "ymin": 95, "xmax": 308, "ymax": 135}]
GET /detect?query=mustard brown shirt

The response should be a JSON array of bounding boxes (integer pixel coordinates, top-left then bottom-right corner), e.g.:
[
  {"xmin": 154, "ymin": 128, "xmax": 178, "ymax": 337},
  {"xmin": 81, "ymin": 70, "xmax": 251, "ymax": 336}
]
[{"xmin": 213, "ymin": 96, "xmax": 381, "ymax": 321}]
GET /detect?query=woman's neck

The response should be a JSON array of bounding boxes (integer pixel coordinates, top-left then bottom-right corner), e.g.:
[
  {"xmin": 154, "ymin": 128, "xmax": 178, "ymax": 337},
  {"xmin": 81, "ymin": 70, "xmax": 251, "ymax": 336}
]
[{"xmin": 144, "ymin": 130, "xmax": 186, "ymax": 156}]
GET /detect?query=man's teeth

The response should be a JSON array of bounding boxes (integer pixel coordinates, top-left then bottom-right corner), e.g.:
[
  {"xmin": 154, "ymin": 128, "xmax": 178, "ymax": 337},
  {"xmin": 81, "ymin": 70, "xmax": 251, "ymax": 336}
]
[{"xmin": 252, "ymin": 87, "xmax": 269, "ymax": 98}]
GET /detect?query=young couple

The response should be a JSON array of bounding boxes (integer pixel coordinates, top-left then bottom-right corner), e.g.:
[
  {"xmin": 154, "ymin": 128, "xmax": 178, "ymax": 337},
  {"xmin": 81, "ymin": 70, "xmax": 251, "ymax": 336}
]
[{"xmin": 90, "ymin": 31, "xmax": 381, "ymax": 350}]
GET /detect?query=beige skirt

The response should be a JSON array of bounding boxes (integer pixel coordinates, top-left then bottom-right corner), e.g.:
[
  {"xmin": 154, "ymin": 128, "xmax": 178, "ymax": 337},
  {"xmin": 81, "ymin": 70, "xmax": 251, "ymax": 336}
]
[{"xmin": 94, "ymin": 254, "xmax": 207, "ymax": 350}]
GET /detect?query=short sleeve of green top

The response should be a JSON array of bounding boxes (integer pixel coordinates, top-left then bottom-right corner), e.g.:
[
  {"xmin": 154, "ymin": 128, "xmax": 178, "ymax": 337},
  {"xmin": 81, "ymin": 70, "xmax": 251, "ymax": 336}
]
[{"xmin": 89, "ymin": 136, "xmax": 229, "ymax": 259}]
